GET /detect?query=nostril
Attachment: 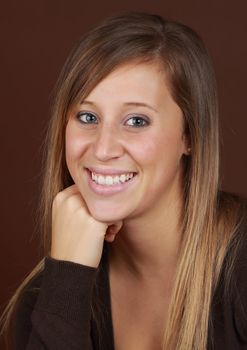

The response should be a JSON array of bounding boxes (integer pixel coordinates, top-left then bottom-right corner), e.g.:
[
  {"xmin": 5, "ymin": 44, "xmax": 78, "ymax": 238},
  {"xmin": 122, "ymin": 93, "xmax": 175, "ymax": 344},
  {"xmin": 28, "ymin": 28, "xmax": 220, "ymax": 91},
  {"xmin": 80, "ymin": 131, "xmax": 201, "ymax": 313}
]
[{"xmin": 93, "ymin": 133, "xmax": 124, "ymax": 161}]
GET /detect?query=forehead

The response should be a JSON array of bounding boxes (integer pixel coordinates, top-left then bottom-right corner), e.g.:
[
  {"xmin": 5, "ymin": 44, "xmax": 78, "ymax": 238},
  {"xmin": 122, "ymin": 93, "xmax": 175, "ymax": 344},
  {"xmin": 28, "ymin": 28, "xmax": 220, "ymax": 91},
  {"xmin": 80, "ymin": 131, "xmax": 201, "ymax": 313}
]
[{"xmin": 83, "ymin": 60, "xmax": 171, "ymax": 104}]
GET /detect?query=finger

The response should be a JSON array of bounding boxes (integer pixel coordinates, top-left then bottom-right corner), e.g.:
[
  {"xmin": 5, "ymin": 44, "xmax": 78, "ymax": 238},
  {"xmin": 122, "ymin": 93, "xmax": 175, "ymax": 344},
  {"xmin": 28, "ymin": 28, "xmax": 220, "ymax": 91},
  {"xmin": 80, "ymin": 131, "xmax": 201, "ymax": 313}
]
[
  {"xmin": 108, "ymin": 221, "xmax": 123, "ymax": 235},
  {"xmin": 54, "ymin": 184, "xmax": 86, "ymax": 205},
  {"xmin": 104, "ymin": 221, "xmax": 123, "ymax": 242},
  {"xmin": 104, "ymin": 233, "xmax": 116, "ymax": 242},
  {"xmin": 58, "ymin": 184, "xmax": 79, "ymax": 199},
  {"xmin": 52, "ymin": 186, "xmax": 87, "ymax": 215}
]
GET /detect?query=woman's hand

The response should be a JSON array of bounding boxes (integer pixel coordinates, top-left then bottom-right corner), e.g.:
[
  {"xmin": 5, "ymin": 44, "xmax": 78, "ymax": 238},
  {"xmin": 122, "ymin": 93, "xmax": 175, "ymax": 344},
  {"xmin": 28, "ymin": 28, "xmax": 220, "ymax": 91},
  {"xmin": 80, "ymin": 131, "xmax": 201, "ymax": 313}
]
[{"xmin": 51, "ymin": 184, "xmax": 122, "ymax": 268}]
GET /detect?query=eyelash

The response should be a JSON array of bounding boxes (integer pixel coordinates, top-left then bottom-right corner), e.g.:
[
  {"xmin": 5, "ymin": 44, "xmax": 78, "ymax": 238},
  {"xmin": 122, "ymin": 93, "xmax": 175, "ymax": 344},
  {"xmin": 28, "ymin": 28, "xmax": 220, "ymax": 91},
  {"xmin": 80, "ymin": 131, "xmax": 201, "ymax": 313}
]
[
  {"xmin": 76, "ymin": 112, "xmax": 150, "ymax": 127},
  {"xmin": 77, "ymin": 112, "xmax": 98, "ymax": 124},
  {"xmin": 125, "ymin": 116, "xmax": 149, "ymax": 127}
]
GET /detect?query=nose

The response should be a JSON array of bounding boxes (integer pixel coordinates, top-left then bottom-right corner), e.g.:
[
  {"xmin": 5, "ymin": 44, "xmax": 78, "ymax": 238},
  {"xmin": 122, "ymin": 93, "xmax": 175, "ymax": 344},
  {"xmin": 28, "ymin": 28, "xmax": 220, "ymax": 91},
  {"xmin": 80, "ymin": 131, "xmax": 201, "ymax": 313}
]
[{"xmin": 93, "ymin": 124, "xmax": 124, "ymax": 161}]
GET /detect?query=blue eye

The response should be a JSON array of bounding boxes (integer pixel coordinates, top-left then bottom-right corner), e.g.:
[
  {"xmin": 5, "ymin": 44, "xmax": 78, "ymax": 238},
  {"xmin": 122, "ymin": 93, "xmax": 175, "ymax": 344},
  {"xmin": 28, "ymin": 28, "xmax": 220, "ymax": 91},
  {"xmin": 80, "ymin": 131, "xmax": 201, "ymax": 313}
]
[
  {"xmin": 126, "ymin": 116, "xmax": 149, "ymax": 127},
  {"xmin": 77, "ymin": 112, "xmax": 98, "ymax": 124}
]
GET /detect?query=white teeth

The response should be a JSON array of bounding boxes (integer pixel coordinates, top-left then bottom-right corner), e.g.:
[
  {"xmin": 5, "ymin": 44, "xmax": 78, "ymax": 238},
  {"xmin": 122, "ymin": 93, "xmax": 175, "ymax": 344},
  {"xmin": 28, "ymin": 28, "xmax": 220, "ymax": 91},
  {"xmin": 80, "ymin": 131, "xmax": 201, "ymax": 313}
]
[
  {"xmin": 120, "ymin": 174, "xmax": 126, "ymax": 183},
  {"xmin": 98, "ymin": 175, "xmax": 104, "ymax": 185},
  {"xmin": 91, "ymin": 172, "xmax": 135, "ymax": 186},
  {"xmin": 113, "ymin": 176, "xmax": 120, "ymax": 184},
  {"xmin": 106, "ymin": 176, "xmax": 113, "ymax": 185}
]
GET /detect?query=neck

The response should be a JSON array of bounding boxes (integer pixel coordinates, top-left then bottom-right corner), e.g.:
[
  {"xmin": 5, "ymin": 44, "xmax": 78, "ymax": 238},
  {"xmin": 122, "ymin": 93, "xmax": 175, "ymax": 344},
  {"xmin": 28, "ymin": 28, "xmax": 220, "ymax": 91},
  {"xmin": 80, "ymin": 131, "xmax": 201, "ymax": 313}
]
[{"xmin": 108, "ymin": 193, "xmax": 183, "ymax": 283}]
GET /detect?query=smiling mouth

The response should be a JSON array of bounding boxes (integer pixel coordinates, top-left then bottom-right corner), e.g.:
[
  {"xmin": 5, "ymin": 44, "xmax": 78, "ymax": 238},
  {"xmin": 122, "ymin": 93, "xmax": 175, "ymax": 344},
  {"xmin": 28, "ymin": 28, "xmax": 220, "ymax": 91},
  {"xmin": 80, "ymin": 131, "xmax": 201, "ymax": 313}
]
[{"xmin": 89, "ymin": 170, "xmax": 137, "ymax": 186}]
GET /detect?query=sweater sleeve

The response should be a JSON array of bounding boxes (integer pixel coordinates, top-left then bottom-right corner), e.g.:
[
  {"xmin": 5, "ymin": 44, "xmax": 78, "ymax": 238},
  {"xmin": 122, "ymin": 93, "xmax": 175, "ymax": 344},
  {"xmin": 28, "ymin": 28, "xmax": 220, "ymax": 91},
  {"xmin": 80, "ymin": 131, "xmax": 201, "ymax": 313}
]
[{"xmin": 16, "ymin": 257, "xmax": 98, "ymax": 350}]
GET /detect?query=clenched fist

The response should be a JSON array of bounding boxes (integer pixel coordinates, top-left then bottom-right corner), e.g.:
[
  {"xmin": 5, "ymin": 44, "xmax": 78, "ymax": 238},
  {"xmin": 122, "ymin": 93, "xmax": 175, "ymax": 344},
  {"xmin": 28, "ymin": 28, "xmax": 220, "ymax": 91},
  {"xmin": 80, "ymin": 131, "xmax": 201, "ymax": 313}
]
[{"xmin": 51, "ymin": 185, "xmax": 122, "ymax": 268}]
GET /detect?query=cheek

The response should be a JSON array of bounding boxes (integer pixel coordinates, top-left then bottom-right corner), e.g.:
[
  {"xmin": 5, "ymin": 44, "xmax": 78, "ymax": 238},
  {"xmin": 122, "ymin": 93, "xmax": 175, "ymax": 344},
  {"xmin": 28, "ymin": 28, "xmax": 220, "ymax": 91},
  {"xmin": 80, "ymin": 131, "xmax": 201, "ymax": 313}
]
[
  {"xmin": 65, "ymin": 124, "xmax": 87, "ymax": 171},
  {"xmin": 130, "ymin": 130, "xmax": 184, "ymax": 168}
]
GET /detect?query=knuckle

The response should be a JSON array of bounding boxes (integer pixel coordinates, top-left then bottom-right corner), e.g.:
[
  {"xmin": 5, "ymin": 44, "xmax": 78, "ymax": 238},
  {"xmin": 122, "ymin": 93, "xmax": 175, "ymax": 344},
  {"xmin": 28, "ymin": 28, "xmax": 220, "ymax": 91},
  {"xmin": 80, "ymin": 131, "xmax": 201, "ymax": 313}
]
[
  {"xmin": 69, "ymin": 203, "xmax": 78, "ymax": 215},
  {"xmin": 52, "ymin": 191, "xmax": 64, "ymax": 207},
  {"xmin": 66, "ymin": 194, "xmax": 80, "ymax": 210},
  {"xmin": 86, "ymin": 215, "xmax": 99, "ymax": 228},
  {"xmin": 55, "ymin": 190, "xmax": 65, "ymax": 201}
]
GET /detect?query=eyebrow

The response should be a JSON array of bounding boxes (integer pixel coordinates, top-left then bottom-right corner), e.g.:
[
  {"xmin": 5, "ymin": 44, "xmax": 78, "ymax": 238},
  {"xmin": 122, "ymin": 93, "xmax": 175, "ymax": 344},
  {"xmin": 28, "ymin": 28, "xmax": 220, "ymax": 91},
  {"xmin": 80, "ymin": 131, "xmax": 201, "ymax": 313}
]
[{"xmin": 80, "ymin": 100, "xmax": 158, "ymax": 113}]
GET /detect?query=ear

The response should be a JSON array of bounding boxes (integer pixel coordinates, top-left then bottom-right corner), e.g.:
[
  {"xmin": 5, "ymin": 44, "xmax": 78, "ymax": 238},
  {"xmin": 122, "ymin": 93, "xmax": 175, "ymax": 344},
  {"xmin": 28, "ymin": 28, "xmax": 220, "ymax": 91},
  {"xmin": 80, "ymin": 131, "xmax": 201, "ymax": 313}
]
[{"xmin": 182, "ymin": 132, "xmax": 191, "ymax": 156}]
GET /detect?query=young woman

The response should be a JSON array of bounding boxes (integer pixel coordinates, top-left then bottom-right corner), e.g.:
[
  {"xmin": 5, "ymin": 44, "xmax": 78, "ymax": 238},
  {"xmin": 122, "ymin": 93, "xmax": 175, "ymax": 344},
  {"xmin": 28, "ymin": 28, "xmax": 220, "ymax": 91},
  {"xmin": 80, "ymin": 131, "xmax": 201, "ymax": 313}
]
[{"xmin": 1, "ymin": 12, "xmax": 247, "ymax": 350}]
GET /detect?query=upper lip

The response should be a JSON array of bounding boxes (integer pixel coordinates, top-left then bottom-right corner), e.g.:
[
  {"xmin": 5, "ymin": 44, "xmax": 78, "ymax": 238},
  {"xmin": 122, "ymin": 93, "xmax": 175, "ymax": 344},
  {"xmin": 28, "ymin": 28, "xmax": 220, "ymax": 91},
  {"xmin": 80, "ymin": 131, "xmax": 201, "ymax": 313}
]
[{"xmin": 86, "ymin": 167, "xmax": 137, "ymax": 175}]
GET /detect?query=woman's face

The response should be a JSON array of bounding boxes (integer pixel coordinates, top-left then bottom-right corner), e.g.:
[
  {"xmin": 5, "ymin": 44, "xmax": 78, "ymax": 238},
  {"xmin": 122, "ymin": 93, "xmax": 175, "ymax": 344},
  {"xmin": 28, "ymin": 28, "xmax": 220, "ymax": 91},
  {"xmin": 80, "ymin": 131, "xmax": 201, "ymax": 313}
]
[{"xmin": 65, "ymin": 61, "xmax": 189, "ymax": 223}]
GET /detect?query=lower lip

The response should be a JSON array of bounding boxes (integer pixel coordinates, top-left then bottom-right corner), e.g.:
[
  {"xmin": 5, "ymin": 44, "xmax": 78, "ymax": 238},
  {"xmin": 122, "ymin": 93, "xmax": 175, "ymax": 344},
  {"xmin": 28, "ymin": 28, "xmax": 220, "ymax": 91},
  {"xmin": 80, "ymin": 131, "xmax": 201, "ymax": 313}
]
[{"xmin": 86, "ymin": 170, "xmax": 138, "ymax": 196}]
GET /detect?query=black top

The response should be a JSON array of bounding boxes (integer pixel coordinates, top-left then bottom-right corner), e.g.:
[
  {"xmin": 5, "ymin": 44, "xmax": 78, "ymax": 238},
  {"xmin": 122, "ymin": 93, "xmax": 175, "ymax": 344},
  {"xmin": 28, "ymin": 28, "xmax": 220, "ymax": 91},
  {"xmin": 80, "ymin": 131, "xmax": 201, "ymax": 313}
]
[{"xmin": 15, "ymin": 235, "xmax": 247, "ymax": 349}]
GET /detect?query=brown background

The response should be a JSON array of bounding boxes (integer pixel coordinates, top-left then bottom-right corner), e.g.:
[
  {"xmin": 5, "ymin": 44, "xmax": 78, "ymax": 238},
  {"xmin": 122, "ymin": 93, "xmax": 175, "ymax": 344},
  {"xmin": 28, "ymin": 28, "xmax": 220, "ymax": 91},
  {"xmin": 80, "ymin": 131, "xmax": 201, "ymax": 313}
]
[{"xmin": 0, "ymin": 0, "xmax": 246, "ymax": 347}]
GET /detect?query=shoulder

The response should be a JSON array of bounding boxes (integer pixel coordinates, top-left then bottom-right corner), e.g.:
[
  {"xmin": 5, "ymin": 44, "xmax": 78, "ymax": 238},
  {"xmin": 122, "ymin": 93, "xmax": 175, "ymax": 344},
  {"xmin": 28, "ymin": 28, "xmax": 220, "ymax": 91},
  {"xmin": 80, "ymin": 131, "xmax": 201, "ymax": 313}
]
[
  {"xmin": 16, "ymin": 270, "xmax": 43, "ymax": 317},
  {"xmin": 217, "ymin": 191, "xmax": 247, "ymax": 261},
  {"xmin": 15, "ymin": 256, "xmax": 100, "ymax": 347},
  {"xmin": 217, "ymin": 191, "xmax": 247, "ymax": 218},
  {"xmin": 211, "ymin": 192, "xmax": 247, "ymax": 344},
  {"xmin": 17, "ymin": 271, "xmax": 43, "ymax": 309},
  {"xmin": 15, "ymin": 269, "xmax": 43, "ymax": 346},
  {"xmin": 220, "ymin": 192, "xmax": 247, "ymax": 341},
  {"xmin": 219, "ymin": 192, "xmax": 247, "ymax": 285},
  {"xmin": 231, "ymin": 212, "xmax": 247, "ymax": 341}
]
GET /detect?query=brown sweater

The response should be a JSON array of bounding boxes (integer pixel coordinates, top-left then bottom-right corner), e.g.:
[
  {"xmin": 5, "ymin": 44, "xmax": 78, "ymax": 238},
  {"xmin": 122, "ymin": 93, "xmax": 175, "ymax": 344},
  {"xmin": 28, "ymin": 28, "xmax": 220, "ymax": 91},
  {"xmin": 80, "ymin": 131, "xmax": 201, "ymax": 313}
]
[{"xmin": 15, "ymin": 237, "xmax": 247, "ymax": 349}]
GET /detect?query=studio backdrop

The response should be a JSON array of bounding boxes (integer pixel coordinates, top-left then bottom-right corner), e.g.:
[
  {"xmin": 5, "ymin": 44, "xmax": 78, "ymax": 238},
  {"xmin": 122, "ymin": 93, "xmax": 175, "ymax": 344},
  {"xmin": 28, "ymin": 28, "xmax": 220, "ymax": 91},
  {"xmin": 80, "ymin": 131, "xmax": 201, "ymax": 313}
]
[{"xmin": 0, "ymin": 1, "xmax": 246, "ymax": 348}]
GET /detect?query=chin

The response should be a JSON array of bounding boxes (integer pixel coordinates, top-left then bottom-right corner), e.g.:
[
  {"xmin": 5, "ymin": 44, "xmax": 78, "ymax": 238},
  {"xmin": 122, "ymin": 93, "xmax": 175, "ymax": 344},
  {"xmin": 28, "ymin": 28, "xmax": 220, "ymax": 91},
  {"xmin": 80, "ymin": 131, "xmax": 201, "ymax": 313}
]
[
  {"xmin": 86, "ymin": 200, "xmax": 129, "ymax": 223},
  {"xmin": 88, "ymin": 210, "xmax": 125, "ymax": 223}
]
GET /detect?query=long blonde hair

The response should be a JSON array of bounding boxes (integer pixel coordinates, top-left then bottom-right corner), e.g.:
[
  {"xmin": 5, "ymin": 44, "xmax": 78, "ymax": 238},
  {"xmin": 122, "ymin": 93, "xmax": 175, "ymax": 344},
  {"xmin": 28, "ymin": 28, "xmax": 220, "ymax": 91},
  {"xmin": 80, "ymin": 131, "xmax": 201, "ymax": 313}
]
[{"xmin": 1, "ymin": 12, "xmax": 246, "ymax": 349}]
